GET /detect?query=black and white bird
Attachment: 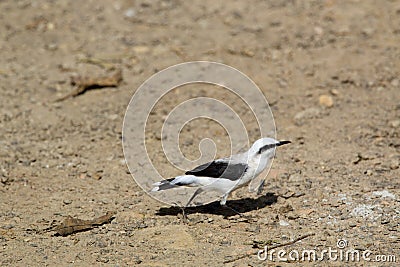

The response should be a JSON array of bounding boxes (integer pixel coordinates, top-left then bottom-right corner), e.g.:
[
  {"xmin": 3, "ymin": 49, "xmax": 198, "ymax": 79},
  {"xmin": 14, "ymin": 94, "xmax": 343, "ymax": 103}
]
[{"xmin": 151, "ymin": 137, "xmax": 290, "ymax": 207}]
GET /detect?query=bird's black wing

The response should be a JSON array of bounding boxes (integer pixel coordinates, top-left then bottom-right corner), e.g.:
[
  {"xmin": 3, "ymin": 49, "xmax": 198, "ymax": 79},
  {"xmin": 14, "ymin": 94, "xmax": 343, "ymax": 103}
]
[{"xmin": 185, "ymin": 161, "xmax": 248, "ymax": 181}]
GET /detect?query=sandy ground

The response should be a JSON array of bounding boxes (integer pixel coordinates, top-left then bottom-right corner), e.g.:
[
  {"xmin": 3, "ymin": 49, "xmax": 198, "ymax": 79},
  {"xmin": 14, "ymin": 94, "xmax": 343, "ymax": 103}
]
[{"xmin": 1, "ymin": 0, "xmax": 399, "ymax": 266}]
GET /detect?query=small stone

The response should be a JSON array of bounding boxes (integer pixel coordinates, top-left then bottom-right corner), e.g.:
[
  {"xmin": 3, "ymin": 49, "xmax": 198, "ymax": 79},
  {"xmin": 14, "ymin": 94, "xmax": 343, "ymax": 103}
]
[
  {"xmin": 330, "ymin": 89, "xmax": 339, "ymax": 96},
  {"xmin": 279, "ymin": 220, "xmax": 290, "ymax": 226},
  {"xmin": 297, "ymin": 209, "xmax": 314, "ymax": 218},
  {"xmin": 337, "ymin": 26, "xmax": 350, "ymax": 36},
  {"xmin": 391, "ymin": 79, "xmax": 399, "ymax": 87},
  {"xmin": 279, "ymin": 204, "xmax": 293, "ymax": 213},
  {"xmin": 63, "ymin": 199, "xmax": 72, "ymax": 205},
  {"xmin": 133, "ymin": 45, "xmax": 150, "ymax": 54},
  {"xmin": 381, "ymin": 218, "xmax": 390, "ymax": 224},
  {"xmin": 389, "ymin": 120, "xmax": 400, "ymax": 128},
  {"xmin": 287, "ymin": 212, "xmax": 299, "ymax": 220},
  {"xmin": 314, "ymin": 26, "xmax": 323, "ymax": 35},
  {"xmin": 2, "ymin": 224, "xmax": 14, "ymax": 230},
  {"xmin": 46, "ymin": 22, "xmax": 54, "ymax": 30},
  {"xmin": 46, "ymin": 43, "xmax": 58, "ymax": 51},
  {"xmin": 319, "ymin": 95, "xmax": 334, "ymax": 108},
  {"xmin": 390, "ymin": 160, "xmax": 399, "ymax": 170},
  {"xmin": 1, "ymin": 176, "xmax": 9, "ymax": 184},
  {"xmin": 93, "ymin": 172, "xmax": 102, "ymax": 180},
  {"xmin": 365, "ymin": 170, "xmax": 373, "ymax": 176},
  {"xmin": 124, "ymin": 8, "xmax": 136, "ymax": 18},
  {"xmin": 362, "ymin": 28, "xmax": 374, "ymax": 37}
]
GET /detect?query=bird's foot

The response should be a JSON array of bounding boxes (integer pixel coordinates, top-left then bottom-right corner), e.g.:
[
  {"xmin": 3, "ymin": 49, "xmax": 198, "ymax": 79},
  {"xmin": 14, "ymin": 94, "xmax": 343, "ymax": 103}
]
[
  {"xmin": 172, "ymin": 202, "xmax": 190, "ymax": 224},
  {"xmin": 180, "ymin": 207, "xmax": 189, "ymax": 224}
]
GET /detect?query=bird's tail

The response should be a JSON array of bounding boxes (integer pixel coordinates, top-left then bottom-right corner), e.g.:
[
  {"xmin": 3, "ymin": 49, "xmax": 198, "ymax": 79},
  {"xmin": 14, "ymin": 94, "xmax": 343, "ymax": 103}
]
[
  {"xmin": 151, "ymin": 178, "xmax": 177, "ymax": 192},
  {"xmin": 151, "ymin": 175, "xmax": 199, "ymax": 192}
]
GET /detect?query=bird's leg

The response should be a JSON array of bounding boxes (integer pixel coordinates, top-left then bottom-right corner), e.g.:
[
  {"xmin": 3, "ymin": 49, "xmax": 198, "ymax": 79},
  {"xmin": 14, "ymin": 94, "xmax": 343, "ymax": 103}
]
[
  {"xmin": 177, "ymin": 188, "xmax": 204, "ymax": 223},
  {"xmin": 256, "ymin": 179, "xmax": 265, "ymax": 195},
  {"xmin": 172, "ymin": 201, "xmax": 188, "ymax": 223},
  {"xmin": 185, "ymin": 188, "xmax": 204, "ymax": 208},
  {"xmin": 220, "ymin": 192, "xmax": 229, "ymax": 206},
  {"xmin": 180, "ymin": 206, "xmax": 188, "ymax": 224}
]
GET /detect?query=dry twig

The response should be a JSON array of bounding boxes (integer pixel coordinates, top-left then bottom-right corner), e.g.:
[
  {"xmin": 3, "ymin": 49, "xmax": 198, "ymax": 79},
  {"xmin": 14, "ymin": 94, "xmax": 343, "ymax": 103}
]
[
  {"xmin": 52, "ymin": 211, "xmax": 116, "ymax": 236},
  {"xmin": 55, "ymin": 69, "xmax": 122, "ymax": 102}
]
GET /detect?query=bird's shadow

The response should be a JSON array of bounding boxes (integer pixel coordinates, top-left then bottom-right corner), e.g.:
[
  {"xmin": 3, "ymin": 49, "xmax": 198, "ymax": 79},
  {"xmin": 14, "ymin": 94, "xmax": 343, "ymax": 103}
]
[{"xmin": 156, "ymin": 192, "xmax": 278, "ymax": 218}]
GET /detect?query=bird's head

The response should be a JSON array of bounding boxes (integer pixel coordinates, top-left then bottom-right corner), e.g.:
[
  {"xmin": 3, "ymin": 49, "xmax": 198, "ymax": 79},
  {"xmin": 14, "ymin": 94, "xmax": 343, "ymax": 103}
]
[{"xmin": 248, "ymin": 137, "xmax": 291, "ymax": 158}]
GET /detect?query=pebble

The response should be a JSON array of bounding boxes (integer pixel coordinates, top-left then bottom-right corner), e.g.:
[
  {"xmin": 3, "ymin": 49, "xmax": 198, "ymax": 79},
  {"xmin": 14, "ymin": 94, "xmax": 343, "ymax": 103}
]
[
  {"xmin": 365, "ymin": 170, "xmax": 373, "ymax": 176},
  {"xmin": 389, "ymin": 120, "xmax": 400, "ymax": 128},
  {"xmin": 46, "ymin": 43, "xmax": 58, "ymax": 51},
  {"xmin": 279, "ymin": 204, "xmax": 293, "ymax": 213},
  {"xmin": 279, "ymin": 220, "xmax": 290, "ymax": 226},
  {"xmin": 314, "ymin": 26, "xmax": 323, "ymax": 35},
  {"xmin": 319, "ymin": 95, "xmax": 334, "ymax": 108},
  {"xmin": 391, "ymin": 79, "xmax": 399, "ymax": 87},
  {"xmin": 133, "ymin": 45, "xmax": 150, "ymax": 54},
  {"xmin": 63, "ymin": 199, "xmax": 72, "ymax": 205},
  {"xmin": 361, "ymin": 28, "xmax": 374, "ymax": 37},
  {"xmin": 390, "ymin": 160, "xmax": 399, "ymax": 170},
  {"xmin": 124, "ymin": 8, "xmax": 136, "ymax": 18},
  {"xmin": 330, "ymin": 89, "xmax": 339, "ymax": 96},
  {"xmin": 46, "ymin": 22, "xmax": 54, "ymax": 30}
]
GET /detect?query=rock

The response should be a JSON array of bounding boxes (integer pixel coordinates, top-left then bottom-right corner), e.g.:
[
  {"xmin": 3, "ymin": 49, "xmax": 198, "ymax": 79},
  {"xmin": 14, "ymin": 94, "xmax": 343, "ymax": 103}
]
[
  {"xmin": 391, "ymin": 79, "xmax": 399, "ymax": 87},
  {"xmin": 294, "ymin": 107, "xmax": 321, "ymax": 125},
  {"xmin": 319, "ymin": 95, "xmax": 334, "ymax": 108},
  {"xmin": 124, "ymin": 8, "xmax": 136, "ymax": 18},
  {"xmin": 390, "ymin": 160, "xmax": 399, "ymax": 170},
  {"xmin": 336, "ymin": 26, "xmax": 350, "ymax": 36},
  {"xmin": 279, "ymin": 220, "xmax": 290, "ymax": 226},
  {"xmin": 297, "ymin": 209, "xmax": 314, "ymax": 218},
  {"xmin": 314, "ymin": 26, "xmax": 323, "ymax": 35},
  {"xmin": 63, "ymin": 199, "xmax": 72, "ymax": 205},
  {"xmin": 350, "ymin": 204, "xmax": 375, "ymax": 219},
  {"xmin": 133, "ymin": 45, "xmax": 150, "ymax": 54},
  {"xmin": 372, "ymin": 190, "xmax": 396, "ymax": 200},
  {"xmin": 279, "ymin": 204, "xmax": 293, "ymax": 213},
  {"xmin": 46, "ymin": 22, "xmax": 55, "ymax": 30},
  {"xmin": 330, "ymin": 89, "xmax": 339, "ymax": 96},
  {"xmin": 361, "ymin": 28, "xmax": 374, "ymax": 37},
  {"xmin": 349, "ymin": 222, "xmax": 357, "ymax": 227},
  {"xmin": 389, "ymin": 120, "xmax": 400, "ymax": 128},
  {"xmin": 365, "ymin": 169, "xmax": 373, "ymax": 176}
]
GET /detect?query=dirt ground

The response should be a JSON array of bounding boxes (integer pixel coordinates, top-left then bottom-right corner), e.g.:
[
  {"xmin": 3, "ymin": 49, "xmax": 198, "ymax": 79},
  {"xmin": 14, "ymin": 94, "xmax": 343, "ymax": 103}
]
[{"xmin": 1, "ymin": 0, "xmax": 399, "ymax": 266}]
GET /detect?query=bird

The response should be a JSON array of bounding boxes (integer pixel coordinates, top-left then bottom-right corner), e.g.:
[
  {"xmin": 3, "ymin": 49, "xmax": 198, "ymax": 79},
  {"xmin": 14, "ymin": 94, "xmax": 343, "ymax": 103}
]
[{"xmin": 151, "ymin": 137, "xmax": 291, "ymax": 208}]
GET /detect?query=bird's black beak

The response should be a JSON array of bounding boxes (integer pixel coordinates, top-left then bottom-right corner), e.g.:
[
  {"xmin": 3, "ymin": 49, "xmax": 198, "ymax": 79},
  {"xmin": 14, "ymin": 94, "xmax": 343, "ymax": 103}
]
[
  {"xmin": 276, "ymin": 140, "xmax": 291, "ymax": 146},
  {"xmin": 258, "ymin": 140, "xmax": 291, "ymax": 154}
]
